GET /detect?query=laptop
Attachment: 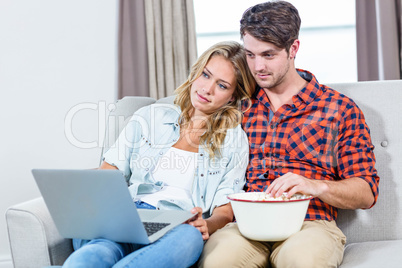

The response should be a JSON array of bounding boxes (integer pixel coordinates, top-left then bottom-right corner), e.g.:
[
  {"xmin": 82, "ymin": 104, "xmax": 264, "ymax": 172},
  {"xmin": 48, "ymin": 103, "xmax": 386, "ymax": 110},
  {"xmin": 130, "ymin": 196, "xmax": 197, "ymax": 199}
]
[{"xmin": 32, "ymin": 169, "xmax": 196, "ymax": 244}]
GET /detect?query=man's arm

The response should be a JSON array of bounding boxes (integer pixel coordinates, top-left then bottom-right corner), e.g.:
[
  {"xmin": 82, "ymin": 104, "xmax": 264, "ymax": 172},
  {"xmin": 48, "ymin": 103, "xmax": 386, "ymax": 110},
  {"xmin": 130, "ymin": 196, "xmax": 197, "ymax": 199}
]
[
  {"xmin": 266, "ymin": 173, "xmax": 374, "ymax": 209},
  {"xmin": 315, "ymin": 177, "xmax": 374, "ymax": 209}
]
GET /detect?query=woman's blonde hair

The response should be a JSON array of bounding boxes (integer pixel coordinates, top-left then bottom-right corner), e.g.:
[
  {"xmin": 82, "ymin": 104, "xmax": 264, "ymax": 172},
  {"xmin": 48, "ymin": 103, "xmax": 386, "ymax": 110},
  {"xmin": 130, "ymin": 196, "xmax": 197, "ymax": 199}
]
[{"xmin": 174, "ymin": 41, "xmax": 255, "ymax": 158}]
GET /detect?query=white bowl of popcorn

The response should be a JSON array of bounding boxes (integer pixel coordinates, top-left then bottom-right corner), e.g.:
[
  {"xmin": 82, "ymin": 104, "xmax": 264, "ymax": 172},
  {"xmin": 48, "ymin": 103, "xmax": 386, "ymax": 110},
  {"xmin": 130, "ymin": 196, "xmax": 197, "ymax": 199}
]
[{"xmin": 228, "ymin": 192, "xmax": 312, "ymax": 241}]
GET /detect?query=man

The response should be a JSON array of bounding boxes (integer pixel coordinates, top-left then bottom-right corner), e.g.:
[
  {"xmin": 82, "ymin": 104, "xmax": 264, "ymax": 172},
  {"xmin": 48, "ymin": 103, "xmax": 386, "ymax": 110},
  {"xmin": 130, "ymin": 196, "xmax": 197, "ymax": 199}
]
[{"xmin": 198, "ymin": 1, "xmax": 379, "ymax": 267}]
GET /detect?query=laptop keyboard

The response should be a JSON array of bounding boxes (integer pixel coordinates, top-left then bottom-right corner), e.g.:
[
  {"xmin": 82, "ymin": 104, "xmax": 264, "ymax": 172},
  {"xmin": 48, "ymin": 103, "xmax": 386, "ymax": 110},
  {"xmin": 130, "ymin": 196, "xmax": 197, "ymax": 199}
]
[{"xmin": 143, "ymin": 222, "xmax": 170, "ymax": 236}]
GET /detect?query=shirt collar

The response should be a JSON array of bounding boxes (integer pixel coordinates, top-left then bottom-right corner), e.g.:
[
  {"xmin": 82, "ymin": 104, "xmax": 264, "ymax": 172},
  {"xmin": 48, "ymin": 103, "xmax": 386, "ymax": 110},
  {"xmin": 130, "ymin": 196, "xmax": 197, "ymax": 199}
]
[
  {"xmin": 253, "ymin": 69, "xmax": 323, "ymax": 108},
  {"xmin": 294, "ymin": 69, "xmax": 323, "ymax": 105},
  {"xmin": 255, "ymin": 86, "xmax": 268, "ymax": 106}
]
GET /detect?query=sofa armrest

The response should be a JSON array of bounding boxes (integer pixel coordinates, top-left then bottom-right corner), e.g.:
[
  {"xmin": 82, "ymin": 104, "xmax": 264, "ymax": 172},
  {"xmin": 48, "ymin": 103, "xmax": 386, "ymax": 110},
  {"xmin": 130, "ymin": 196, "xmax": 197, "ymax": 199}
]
[{"xmin": 5, "ymin": 197, "xmax": 73, "ymax": 267}]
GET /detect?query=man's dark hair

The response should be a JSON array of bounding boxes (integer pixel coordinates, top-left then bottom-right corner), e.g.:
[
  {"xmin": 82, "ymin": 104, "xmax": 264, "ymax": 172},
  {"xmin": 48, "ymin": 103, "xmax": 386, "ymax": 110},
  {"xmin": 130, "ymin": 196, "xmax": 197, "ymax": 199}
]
[{"xmin": 240, "ymin": 0, "xmax": 301, "ymax": 52}]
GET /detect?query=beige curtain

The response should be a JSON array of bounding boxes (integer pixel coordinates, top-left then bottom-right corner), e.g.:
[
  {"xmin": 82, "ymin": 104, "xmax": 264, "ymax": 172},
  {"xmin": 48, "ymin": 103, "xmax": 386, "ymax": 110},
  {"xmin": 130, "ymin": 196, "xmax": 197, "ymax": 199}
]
[
  {"xmin": 356, "ymin": 0, "xmax": 401, "ymax": 81},
  {"xmin": 399, "ymin": 0, "xmax": 402, "ymax": 76},
  {"xmin": 144, "ymin": 0, "xmax": 198, "ymax": 99},
  {"xmin": 118, "ymin": 0, "xmax": 149, "ymax": 98}
]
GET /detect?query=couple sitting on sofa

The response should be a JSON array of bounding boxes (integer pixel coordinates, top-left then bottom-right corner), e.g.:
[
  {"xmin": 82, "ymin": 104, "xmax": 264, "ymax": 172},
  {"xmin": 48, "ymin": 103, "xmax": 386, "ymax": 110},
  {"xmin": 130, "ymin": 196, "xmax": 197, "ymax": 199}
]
[{"xmin": 62, "ymin": 1, "xmax": 379, "ymax": 268}]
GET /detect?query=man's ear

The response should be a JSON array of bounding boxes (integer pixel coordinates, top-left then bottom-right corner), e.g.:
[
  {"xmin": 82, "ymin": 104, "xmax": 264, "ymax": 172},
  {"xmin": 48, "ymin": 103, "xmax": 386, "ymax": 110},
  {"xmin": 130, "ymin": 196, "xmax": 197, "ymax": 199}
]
[{"xmin": 289, "ymin": 39, "xmax": 300, "ymax": 59}]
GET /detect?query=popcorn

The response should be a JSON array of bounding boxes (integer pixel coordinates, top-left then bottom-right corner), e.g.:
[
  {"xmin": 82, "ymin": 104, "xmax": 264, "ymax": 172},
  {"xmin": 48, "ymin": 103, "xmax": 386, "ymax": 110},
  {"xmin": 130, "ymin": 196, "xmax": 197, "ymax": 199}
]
[{"xmin": 246, "ymin": 192, "xmax": 311, "ymax": 201}]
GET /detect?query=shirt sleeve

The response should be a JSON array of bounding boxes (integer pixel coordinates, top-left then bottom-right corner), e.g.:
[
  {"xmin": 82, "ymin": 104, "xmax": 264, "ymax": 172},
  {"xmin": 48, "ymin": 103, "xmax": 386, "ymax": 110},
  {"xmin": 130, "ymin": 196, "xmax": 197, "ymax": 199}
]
[
  {"xmin": 102, "ymin": 107, "xmax": 149, "ymax": 181},
  {"xmin": 209, "ymin": 126, "xmax": 249, "ymax": 215},
  {"xmin": 337, "ymin": 102, "xmax": 380, "ymax": 207}
]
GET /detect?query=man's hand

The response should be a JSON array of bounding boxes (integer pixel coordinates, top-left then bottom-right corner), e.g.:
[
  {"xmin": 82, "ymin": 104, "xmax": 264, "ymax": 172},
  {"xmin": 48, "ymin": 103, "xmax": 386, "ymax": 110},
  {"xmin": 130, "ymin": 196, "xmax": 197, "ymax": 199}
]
[
  {"xmin": 187, "ymin": 207, "xmax": 209, "ymax": 240},
  {"xmin": 265, "ymin": 172, "xmax": 324, "ymax": 198}
]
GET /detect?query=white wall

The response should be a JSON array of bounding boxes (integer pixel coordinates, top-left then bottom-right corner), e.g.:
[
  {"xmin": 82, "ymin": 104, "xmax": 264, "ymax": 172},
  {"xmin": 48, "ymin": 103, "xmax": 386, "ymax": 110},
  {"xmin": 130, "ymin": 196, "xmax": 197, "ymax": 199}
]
[{"xmin": 0, "ymin": 0, "xmax": 118, "ymax": 266}]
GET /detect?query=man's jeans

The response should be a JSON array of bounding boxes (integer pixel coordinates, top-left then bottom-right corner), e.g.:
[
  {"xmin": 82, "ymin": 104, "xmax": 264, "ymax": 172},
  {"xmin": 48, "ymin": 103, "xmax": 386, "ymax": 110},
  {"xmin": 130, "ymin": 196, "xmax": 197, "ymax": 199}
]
[{"xmin": 62, "ymin": 201, "xmax": 203, "ymax": 268}]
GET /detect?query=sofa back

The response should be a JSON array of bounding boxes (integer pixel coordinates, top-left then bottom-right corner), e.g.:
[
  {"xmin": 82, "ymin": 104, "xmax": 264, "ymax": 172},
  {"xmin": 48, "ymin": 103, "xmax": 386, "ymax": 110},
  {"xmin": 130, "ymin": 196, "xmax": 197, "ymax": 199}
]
[{"xmin": 104, "ymin": 80, "xmax": 402, "ymax": 245}]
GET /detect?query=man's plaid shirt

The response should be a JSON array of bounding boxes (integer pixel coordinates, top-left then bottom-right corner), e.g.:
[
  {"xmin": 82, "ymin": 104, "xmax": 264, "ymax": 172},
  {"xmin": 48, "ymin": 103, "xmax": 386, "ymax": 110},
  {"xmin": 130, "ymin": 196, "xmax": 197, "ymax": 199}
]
[{"xmin": 242, "ymin": 69, "xmax": 379, "ymax": 221}]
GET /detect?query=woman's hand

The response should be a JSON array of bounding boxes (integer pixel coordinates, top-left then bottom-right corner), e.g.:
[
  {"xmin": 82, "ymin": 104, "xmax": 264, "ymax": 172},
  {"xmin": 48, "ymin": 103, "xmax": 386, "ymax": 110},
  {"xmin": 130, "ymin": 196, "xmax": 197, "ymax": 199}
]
[
  {"xmin": 187, "ymin": 203, "xmax": 234, "ymax": 240},
  {"xmin": 187, "ymin": 207, "xmax": 209, "ymax": 240}
]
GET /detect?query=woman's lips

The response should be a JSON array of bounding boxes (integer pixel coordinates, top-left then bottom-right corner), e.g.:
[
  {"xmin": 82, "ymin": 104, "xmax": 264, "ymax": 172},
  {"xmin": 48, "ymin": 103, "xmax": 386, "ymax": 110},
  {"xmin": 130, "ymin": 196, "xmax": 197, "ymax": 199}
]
[{"xmin": 197, "ymin": 92, "xmax": 210, "ymax": 102}]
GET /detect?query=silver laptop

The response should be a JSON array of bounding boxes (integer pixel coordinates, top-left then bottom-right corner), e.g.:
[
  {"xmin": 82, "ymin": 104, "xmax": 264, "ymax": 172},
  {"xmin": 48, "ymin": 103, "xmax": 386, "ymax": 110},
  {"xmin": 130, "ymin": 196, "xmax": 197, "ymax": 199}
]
[{"xmin": 32, "ymin": 169, "xmax": 196, "ymax": 244}]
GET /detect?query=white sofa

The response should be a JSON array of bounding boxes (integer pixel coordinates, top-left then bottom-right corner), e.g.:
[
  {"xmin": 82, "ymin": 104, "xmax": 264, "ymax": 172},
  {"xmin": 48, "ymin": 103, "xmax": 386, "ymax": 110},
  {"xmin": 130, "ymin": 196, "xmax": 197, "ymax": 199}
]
[{"xmin": 5, "ymin": 80, "xmax": 402, "ymax": 267}]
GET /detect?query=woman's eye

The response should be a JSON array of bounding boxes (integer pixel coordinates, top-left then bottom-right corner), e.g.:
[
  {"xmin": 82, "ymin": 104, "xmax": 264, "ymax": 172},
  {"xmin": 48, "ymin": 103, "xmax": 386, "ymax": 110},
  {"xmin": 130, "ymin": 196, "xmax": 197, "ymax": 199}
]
[
  {"xmin": 219, "ymin": 84, "xmax": 227, "ymax": 89},
  {"xmin": 202, "ymin": 72, "xmax": 209, "ymax": 78}
]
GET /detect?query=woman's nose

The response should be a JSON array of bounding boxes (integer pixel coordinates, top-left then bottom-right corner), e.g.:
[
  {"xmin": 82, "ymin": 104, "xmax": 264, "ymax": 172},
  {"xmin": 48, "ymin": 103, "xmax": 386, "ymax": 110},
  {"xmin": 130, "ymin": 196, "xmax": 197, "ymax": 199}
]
[{"xmin": 202, "ymin": 82, "xmax": 214, "ymax": 94}]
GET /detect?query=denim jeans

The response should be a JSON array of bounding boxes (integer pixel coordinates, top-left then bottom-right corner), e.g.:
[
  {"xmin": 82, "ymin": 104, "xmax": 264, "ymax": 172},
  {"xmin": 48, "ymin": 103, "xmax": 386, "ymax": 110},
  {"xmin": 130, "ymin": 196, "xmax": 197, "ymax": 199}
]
[{"xmin": 62, "ymin": 201, "xmax": 203, "ymax": 268}]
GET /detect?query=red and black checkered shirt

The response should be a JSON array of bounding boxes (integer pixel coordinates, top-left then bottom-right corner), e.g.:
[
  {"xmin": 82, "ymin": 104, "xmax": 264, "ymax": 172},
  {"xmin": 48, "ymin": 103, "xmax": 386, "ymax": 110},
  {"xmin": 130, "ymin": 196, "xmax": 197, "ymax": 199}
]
[{"xmin": 241, "ymin": 69, "xmax": 379, "ymax": 221}]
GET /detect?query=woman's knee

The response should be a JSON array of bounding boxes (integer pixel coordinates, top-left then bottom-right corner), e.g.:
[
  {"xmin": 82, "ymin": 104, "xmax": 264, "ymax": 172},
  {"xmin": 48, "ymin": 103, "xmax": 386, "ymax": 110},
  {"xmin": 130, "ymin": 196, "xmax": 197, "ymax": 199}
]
[
  {"xmin": 88, "ymin": 239, "xmax": 128, "ymax": 255},
  {"xmin": 171, "ymin": 224, "xmax": 204, "ymax": 251},
  {"xmin": 64, "ymin": 239, "xmax": 127, "ymax": 268},
  {"xmin": 177, "ymin": 224, "xmax": 203, "ymax": 239},
  {"xmin": 113, "ymin": 224, "xmax": 203, "ymax": 268}
]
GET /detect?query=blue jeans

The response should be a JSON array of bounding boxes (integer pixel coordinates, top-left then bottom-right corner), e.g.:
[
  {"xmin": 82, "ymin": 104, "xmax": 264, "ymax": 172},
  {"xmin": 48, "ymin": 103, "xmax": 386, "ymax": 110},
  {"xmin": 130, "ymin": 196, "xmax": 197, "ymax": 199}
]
[{"xmin": 62, "ymin": 201, "xmax": 203, "ymax": 268}]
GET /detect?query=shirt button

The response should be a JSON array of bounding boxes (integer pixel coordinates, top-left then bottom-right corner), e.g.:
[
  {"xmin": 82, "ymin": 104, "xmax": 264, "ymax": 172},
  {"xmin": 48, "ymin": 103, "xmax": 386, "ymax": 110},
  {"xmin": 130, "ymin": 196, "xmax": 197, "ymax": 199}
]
[
  {"xmin": 270, "ymin": 124, "xmax": 275, "ymax": 129},
  {"xmin": 145, "ymin": 168, "xmax": 149, "ymax": 171},
  {"xmin": 201, "ymin": 196, "xmax": 204, "ymax": 199},
  {"xmin": 200, "ymin": 153, "xmax": 203, "ymax": 156},
  {"xmin": 201, "ymin": 174, "xmax": 204, "ymax": 177},
  {"xmin": 159, "ymin": 152, "xmax": 163, "ymax": 155}
]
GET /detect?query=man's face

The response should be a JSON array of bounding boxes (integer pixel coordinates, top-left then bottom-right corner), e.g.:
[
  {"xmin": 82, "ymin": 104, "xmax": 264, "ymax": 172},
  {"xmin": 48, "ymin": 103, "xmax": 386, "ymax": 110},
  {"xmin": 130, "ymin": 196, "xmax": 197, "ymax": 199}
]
[{"xmin": 243, "ymin": 33, "xmax": 292, "ymax": 90}]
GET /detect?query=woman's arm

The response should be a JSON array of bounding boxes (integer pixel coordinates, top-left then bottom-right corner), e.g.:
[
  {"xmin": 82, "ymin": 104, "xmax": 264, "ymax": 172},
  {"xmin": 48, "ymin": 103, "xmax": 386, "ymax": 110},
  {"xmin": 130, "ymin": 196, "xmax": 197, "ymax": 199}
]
[
  {"xmin": 207, "ymin": 127, "xmax": 249, "ymax": 215},
  {"xmin": 188, "ymin": 127, "xmax": 247, "ymax": 240},
  {"xmin": 99, "ymin": 161, "xmax": 118, "ymax": 170},
  {"xmin": 205, "ymin": 203, "xmax": 234, "ymax": 234},
  {"xmin": 188, "ymin": 203, "xmax": 233, "ymax": 240}
]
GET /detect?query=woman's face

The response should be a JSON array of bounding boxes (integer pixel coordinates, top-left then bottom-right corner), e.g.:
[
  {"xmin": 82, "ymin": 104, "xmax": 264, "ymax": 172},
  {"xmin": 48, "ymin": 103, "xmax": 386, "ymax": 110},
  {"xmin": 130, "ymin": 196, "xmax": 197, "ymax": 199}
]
[{"xmin": 190, "ymin": 55, "xmax": 237, "ymax": 118}]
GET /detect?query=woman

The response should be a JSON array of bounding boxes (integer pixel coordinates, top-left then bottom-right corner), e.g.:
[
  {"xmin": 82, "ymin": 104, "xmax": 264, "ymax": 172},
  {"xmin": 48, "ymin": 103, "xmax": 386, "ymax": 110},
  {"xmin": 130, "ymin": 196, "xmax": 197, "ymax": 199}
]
[{"xmin": 63, "ymin": 41, "xmax": 255, "ymax": 268}]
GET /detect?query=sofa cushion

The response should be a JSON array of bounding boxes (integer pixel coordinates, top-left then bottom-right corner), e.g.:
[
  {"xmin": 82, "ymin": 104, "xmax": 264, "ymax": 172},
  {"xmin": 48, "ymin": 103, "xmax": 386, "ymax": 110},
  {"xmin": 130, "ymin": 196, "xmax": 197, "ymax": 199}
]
[{"xmin": 339, "ymin": 240, "xmax": 402, "ymax": 267}]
